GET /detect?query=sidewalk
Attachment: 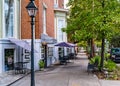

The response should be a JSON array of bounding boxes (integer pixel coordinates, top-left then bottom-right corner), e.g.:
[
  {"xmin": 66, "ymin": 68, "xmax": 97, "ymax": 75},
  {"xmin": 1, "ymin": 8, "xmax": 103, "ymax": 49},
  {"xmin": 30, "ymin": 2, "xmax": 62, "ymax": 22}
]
[
  {"xmin": 1, "ymin": 50, "xmax": 120, "ymax": 86},
  {"xmin": 0, "ymin": 67, "xmax": 56, "ymax": 86},
  {"xmin": 10, "ymin": 51, "xmax": 101, "ymax": 86},
  {"xmin": 100, "ymin": 80, "xmax": 120, "ymax": 86},
  {"xmin": 0, "ymin": 71, "xmax": 26, "ymax": 86}
]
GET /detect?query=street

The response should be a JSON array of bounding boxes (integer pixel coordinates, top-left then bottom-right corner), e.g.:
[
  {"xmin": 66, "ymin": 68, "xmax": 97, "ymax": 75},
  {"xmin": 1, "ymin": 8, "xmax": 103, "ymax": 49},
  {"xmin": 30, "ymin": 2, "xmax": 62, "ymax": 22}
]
[{"xmin": 0, "ymin": 1, "xmax": 120, "ymax": 86}]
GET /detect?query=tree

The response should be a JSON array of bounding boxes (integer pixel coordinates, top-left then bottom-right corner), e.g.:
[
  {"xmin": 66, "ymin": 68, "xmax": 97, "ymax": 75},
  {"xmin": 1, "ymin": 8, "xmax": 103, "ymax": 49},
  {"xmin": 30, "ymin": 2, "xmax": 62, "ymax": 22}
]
[
  {"xmin": 66, "ymin": 0, "xmax": 98, "ymax": 58},
  {"xmin": 94, "ymin": 0, "xmax": 120, "ymax": 69},
  {"xmin": 64, "ymin": 0, "xmax": 120, "ymax": 70},
  {"xmin": 110, "ymin": 33, "xmax": 120, "ymax": 47}
]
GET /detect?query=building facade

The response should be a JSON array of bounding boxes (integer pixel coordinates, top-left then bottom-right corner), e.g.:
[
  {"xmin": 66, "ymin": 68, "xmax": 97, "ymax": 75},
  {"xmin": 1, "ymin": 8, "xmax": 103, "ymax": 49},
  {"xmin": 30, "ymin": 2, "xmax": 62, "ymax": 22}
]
[
  {"xmin": 21, "ymin": 0, "xmax": 55, "ymax": 39},
  {"xmin": 0, "ymin": 0, "xmax": 68, "ymax": 73},
  {"xmin": 54, "ymin": 0, "xmax": 69, "ymax": 60},
  {"xmin": 0, "ymin": 0, "xmax": 21, "ymax": 73},
  {"xmin": 21, "ymin": 0, "xmax": 57, "ymax": 69},
  {"xmin": 21, "ymin": 0, "xmax": 68, "ymax": 69}
]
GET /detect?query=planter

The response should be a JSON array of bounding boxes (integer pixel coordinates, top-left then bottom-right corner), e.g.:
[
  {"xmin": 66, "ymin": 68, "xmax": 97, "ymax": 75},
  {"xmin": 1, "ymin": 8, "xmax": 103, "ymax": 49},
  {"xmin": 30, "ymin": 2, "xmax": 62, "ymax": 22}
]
[
  {"xmin": 39, "ymin": 68, "xmax": 44, "ymax": 71},
  {"xmin": 38, "ymin": 60, "xmax": 45, "ymax": 71}
]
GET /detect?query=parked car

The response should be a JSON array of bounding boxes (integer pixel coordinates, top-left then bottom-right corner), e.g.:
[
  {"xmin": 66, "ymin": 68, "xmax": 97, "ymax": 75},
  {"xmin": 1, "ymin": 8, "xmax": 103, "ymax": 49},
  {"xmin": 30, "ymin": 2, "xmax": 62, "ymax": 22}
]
[{"xmin": 110, "ymin": 48, "xmax": 120, "ymax": 62}]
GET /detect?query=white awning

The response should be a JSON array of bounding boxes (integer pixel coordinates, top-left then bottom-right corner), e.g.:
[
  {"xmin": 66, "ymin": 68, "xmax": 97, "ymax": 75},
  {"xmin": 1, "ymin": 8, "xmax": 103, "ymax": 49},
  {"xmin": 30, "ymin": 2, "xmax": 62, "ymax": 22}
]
[
  {"xmin": 9, "ymin": 38, "xmax": 38, "ymax": 53},
  {"xmin": 41, "ymin": 34, "xmax": 57, "ymax": 44}
]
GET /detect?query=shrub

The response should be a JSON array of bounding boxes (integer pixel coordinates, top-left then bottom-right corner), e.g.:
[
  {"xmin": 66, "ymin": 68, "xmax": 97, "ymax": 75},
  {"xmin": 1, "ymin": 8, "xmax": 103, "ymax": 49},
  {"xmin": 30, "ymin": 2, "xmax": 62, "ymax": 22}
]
[
  {"xmin": 89, "ymin": 56, "xmax": 101, "ymax": 65},
  {"xmin": 38, "ymin": 60, "xmax": 45, "ymax": 69},
  {"xmin": 104, "ymin": 60, "xmax": 117, "ymax": 72},
  {"xmin": 89, "ymin": 55, "xmax": 101, "ymax": 70},
  {"xmin": 105, "ymin": 53, "xmax": 110, "ymax": 60},
  {"xmin": 89, "ymin": 55, "xmax": 117, "ymax": 72}
]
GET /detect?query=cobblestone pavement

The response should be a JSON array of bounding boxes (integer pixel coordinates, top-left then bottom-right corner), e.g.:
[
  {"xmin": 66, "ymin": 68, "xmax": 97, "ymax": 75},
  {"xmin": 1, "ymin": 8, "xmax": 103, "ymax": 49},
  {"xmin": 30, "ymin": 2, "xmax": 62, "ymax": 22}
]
[{"xmin": 10, "ymin": 51, "xmax": 101, "ymax": 86}]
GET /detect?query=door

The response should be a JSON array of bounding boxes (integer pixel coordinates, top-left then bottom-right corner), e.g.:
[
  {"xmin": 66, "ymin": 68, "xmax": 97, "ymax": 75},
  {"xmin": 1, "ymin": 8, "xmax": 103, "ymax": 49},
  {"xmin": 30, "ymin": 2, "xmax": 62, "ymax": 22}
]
[{"xmin": 4, "ymin": 49, "xmax": 14, "ymax": 71}]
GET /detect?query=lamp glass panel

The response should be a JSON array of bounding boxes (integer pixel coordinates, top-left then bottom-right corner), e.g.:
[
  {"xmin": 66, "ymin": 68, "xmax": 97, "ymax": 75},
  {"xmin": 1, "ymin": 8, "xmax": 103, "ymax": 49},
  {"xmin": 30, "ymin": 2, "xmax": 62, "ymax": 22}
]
[{"xmin": 28, "ymin": 9, "xmax": 36, "ymax": 16}]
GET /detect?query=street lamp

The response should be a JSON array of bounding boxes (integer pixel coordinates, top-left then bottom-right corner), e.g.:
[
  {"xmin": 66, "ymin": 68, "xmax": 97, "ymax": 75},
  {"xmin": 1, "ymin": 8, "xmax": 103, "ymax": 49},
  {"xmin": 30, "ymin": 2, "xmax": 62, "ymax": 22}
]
[{"xmin": 26, "ymin": 0, "xmax": 38, "ymax": 86}]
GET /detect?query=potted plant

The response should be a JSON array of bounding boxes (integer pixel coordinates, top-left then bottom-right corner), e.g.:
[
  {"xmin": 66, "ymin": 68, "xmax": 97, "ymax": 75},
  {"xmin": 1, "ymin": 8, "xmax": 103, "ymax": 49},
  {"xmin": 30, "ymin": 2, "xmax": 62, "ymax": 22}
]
[{"xmin": 38, "ymin": 60, "xmax": 45, "ymax": 71}]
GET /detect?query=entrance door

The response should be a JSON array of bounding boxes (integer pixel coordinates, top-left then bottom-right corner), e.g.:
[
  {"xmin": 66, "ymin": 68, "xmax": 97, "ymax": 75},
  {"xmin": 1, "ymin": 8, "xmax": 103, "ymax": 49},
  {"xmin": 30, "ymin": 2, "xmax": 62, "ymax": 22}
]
[
  {"xmin": 4, "ymin": 49, "xmax": 14, "ymax": 71},
  {"xmin": 58, "ymin": 47, "xmax": 64, "ymax": 59}
]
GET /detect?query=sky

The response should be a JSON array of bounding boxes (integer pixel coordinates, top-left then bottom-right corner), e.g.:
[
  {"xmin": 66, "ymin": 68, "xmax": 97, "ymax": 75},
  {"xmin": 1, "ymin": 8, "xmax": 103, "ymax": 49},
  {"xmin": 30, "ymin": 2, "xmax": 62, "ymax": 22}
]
[
  {"xmin": 65, "ymin": 0, "xmax": 68, "ymax": 4},
  {"xmin": 64, "ymin": 0, "xmax": 69, "ymax": 8}
]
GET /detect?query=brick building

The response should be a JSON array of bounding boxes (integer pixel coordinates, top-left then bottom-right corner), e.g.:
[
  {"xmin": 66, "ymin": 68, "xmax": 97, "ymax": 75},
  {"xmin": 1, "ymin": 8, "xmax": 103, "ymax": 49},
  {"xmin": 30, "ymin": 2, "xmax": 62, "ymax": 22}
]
[
  {"xmin": 21, "ymin": 0, "xmax": 55, "ymax": 39},
  {"xmin": 0, "ymin": 0, "xmax": 68, "ymax": 73},
  {"xmin": 20, "ymin": 0, "xmax": 68, "ymax": 69}
]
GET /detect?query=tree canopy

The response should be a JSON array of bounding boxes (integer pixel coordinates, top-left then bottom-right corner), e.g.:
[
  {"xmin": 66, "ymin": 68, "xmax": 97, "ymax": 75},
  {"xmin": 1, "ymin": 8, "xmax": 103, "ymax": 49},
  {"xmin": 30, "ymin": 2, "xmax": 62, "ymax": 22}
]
[
  {"xmin": 65, "ymin": 0, "xmax": 120, "ymax": 69},
  {"xmin": 65, "ymin": 0, "xmax": 120, "ymax": 43}
]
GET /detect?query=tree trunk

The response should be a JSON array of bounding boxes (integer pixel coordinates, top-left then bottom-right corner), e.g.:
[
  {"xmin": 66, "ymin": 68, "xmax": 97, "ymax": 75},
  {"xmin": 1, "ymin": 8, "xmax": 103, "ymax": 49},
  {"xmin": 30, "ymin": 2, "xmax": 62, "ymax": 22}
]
[
  {"xmin": 87, "ymin": 39, "xmax": 91, "ymax": 59},
  {"xmin": 100, "ymin": 37, "xmax": 105, "ymax": 70},
  {"xmin": 100, "ymin": 0, "xmax": 105, "ymax": 71},
  {"xmin": 90, "ymin": 38, "xmax": 95, "ymax": 58},
  {"xmin": 92, "ymin": 38, "xmax": 95, "ymax": 57}
]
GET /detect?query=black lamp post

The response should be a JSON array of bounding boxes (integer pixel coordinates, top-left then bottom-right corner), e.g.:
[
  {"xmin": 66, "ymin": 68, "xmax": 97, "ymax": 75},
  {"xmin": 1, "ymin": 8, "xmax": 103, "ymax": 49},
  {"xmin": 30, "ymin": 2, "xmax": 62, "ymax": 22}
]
[{"xmin": 26, "ymin": 0, "xmax": 38, "ymax": 86}]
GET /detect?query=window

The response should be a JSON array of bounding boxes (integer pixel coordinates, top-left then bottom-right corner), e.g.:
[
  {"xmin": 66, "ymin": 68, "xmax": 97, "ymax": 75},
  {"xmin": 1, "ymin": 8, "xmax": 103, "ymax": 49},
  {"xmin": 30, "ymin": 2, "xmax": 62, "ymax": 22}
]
[
  {"xmin": 54, "ymin": 0, "xmax": 58, "ymax": 5},
  {"xmin": 48, "ymin": 47, "xmax": 53, "ymax": 57},
  {"xmin": 4, "ymin": 0, "xmax": 14, "ymax": 37},
  {"xmin": 54, "ymin": 0, "xmax": 58, "ymax": 8},
  {"xmin": 58, "ymin": 48, "xmax": 64, "ymax": 58},
  {"xmin": 41, "ymin": 46, "xmax": 45, "ymax": 59},
  {"xmin": 23, "ymin": 49, "xmax": 30, "ymax": 62},
  {"xmin": 57, "ymin": 19, "xmax": 64, "ymax": 42},
  {"xmin": 43, "ymin": 7, "xmax": 46, "ymax": 34}
]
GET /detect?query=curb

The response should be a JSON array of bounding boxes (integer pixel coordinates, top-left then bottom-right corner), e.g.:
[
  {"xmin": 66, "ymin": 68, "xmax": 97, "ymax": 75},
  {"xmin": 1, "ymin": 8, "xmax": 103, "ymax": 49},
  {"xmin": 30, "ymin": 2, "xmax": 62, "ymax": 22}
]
[{"xmin": 7, "ymin": 72, "xmax": 30, "ymax": 86}]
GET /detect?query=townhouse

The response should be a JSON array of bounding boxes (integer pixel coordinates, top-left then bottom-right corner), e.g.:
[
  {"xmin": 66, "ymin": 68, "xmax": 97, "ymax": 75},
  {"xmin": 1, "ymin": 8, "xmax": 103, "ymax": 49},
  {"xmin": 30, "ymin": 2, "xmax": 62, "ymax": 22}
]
[
  {"xmin": 0, "ymin": 0, "xmax": 68, "ymax": 74},
  {"xmin": 21, "ymin": 0, "xmax": 68, "ymax": 69},
  {"xmin": 21, "ymin": 0, "xmax": 56, "ymax": 69},
  {"xmin": 54, "ymin": 0, "xmax": 68, "ymax": 59}
]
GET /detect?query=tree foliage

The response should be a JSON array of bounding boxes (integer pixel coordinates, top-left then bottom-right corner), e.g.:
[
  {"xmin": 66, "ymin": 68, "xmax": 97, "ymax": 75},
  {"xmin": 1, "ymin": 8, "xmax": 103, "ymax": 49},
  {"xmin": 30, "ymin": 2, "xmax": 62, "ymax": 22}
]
[
  {"xmin": 110, "ymin": 33, "xmax": 120, "ymax": 47},
  {"xmin": 65, "ymin": 0, "xmax": 120, "ymax": 42},
  {"xmin": 64, "ymin": 0, "xmax": 120, "ymax": 69}
]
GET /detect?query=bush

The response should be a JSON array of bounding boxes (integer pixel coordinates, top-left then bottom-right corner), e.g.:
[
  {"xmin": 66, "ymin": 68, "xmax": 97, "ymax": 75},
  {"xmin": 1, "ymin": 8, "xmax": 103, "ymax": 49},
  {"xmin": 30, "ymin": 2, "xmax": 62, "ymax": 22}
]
[
  {"xmin": 38, "ymin": 60, "xmax": 45, "ymax": 69},
  {"xmin": 105, "ymin": 53, "xmax": 110, "ymax": 60},
  {"xmin": 89, "ymin": 55, "xmax": 101, "ymax": 70},
  {"xmin": 89, "ymin": 56, "xmax": 101, "ymax": 65},
  {"xmin": 89, "ymin": 55, "xmax": 117, "ymax": 72},
  {"xmin": 104, "ymin": 60, "xmax": 117, "ymax": 72}
]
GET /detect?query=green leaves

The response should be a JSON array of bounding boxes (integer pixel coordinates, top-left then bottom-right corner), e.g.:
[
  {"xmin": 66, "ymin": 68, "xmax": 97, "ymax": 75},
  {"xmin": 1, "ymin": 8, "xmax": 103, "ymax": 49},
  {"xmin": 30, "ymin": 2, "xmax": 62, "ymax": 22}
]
[
  {"xmin": 38, "ymin": 60, "xmax": 45, "ymax": 68},
  {"xmin": 65, "ymin": 0, "xmax": 120, "ymax": 43},
  {"xmin": 110, "ymin": 33, "xmax": 120, "ymax": 47},
  {"xmin": 104, "ymin": 60, "xmax": 117, "ymax": 72}
]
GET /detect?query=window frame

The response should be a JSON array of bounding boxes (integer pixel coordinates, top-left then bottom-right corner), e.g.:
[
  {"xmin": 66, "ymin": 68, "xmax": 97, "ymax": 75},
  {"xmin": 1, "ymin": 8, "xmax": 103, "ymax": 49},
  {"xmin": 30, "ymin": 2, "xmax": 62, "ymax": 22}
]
[{"xmin": 3, "ymin": 0, "xmax": 15, "ymax": 38}]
